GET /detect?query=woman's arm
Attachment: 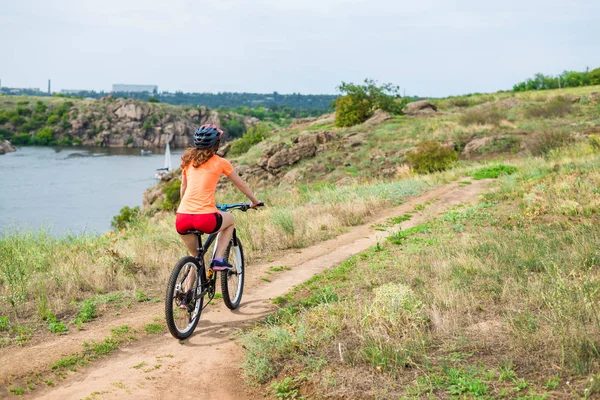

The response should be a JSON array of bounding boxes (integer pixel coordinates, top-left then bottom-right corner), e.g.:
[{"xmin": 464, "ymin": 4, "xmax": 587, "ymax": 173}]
[
  {"xmin": 180, "ymin": 172, "xmax": 187, "ymax": 199},
  {"xmin": 227, "ymin": 170, "xmax": 261, "ymax": 206}
]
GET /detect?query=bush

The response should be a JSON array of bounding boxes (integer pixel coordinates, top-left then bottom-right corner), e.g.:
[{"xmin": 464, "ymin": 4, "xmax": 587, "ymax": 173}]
[
  {"xmin": 448, "ymin": 97, "xmax": 471, "ymax": 108},
  {"xmin": 229, "ymin": 123, "xmax": 269, "ymax": 156},
  {"xmin": 33, "ymin": 127, "xmax": 54, "ymax": 145},
  {"xmin": 0, "ymin": 128, "xmax": 12, "ymax": 140},
  {"xmin": 46, "ymin": 115, "xmax": 59, "ymax": 125},
  {"xmin": 161, "ymin": 180, "xmax": 182, "ymax": 211},
  {"xmin": 525, "ymin": 96, "xmax": 573, "ymax": 119},
  {"xmin": 530, "ymin": 130, "xmax": 573, "ymax": 155},
  {"xmin": 222, "ymin": 117, "xmax": 246, "ymax": 139},
  {"xmin": 459, "ymin": 106, "xmax": 506, "ymax": 126},
  {"xmin": 406, "ymin": 141, "xmax": 458, "ymax": 174},
  {"xmin": 0, "ymin": 112, "xmax": 9, "ymax": 125},
  {"xmin": 590, "ymin": 134, "xmax": 600, "ymax": 150},
  {"xmin": 334, "ymin": 79, "xmax": 407, "ymax": 127},
  {"xmin": 111, "ymin": 206, "xmax": 141, "ymax": 230},
  {"xmin": 11, "ymin": 133, "xmax": 31, "ymax": 145},
  {"xmin": 148, "ymin": 97, "xmax": 160, "ymax": 103}
]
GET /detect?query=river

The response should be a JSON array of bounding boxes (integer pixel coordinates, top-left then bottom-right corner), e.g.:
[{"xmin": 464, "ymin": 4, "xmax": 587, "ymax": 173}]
[{"xmin": 0, "ymin": 146, "xmax": 183, "ymax": 236}]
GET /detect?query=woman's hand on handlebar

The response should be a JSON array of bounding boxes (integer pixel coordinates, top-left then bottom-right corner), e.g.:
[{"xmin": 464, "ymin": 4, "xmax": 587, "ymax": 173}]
[{"xmin": 250, "ymin": 201, "xmax": 264, "ymax": 209}]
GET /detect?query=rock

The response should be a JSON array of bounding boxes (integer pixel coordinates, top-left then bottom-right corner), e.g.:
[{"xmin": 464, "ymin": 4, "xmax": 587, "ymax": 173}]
[
  {"xmin": 364, "ymin": 109, "xmax": 392, "ymax": 124},
  {"xmin": 281, "ymin": 168, "xmax": 303, "ymax": 183},
  {"xmin": 403, "ymin": 100, "xmax": 438, "ymax": 115},
  {"xmin": 113, "ymin": 101, "xmax": 147, "ymax": 121},
  {"xmin": 589, "ymin": 92, "xmax": 600, "ymax": 102},
  {"xmin": 0, "ymin": 140, "xmax": 16, "ymax": 155},
  {"xmin": 260, "ymin": 131, "xmax": 338, "ymax": 171},
  {"xmin": 462, "ymin": 137, "xmax": 493, "ymax": 157}
]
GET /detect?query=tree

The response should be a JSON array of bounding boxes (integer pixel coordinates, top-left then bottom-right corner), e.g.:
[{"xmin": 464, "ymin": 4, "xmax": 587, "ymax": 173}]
[{"xmin": 334, "ymin": 79, "xmax": 407, "ymax": 127}]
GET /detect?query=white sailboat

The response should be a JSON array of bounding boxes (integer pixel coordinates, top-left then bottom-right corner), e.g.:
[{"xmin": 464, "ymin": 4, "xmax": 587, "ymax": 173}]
[{"xmin": 155, "ymin": 143, "xmax": 172, "ymax": 179}]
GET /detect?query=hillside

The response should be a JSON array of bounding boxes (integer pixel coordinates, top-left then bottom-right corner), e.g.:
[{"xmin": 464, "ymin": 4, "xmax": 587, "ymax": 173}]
[
  {"xmin": 0, "ymin": 95, "xmax": 259, "ymax": 149},
  {"xmin": 143, "ymin": 85, "xmax": 600, "ymax": 211}
]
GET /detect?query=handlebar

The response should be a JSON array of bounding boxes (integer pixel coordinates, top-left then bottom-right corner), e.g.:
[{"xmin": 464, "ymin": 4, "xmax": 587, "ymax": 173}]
[{"xmin": 217, "ymin": 202, "xmax": 265, "ymax": 212}]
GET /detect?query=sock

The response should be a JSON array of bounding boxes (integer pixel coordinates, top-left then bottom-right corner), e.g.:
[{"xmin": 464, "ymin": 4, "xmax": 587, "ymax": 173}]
[{"xmin": 214, "ymin": 258, "xmax": 224, "ymax": 263}]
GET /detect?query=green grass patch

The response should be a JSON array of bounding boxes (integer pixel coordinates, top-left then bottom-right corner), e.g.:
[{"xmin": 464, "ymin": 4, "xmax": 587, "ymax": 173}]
[{"xmin": 470, "ymin": 164, "xmax": 517, "ymax": 180}]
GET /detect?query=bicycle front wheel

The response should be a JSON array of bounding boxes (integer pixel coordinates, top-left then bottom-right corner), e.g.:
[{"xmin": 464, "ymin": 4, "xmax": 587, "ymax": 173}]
[
  {"xmin": 165, "ymin": 256, "xmax": 204, "ymax": 339},
  {"xmin": 221, "ymin": 240, "xmax": 245, "ymax": 310}
]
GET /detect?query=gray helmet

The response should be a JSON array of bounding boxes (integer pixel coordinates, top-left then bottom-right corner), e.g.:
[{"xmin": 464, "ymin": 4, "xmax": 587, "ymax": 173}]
[{"xmin": 193, "ymin": 124, "xmax": 223, "ymax": 149}]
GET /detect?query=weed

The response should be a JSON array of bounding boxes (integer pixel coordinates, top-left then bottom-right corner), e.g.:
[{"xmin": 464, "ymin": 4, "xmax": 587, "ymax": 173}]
[
  {"xmin": 388, "ymin": 224, "xmax": 430, "ymax": 245},
  {"xmin": 0, "ymin": 315, "xmax": 10, "ymax": 331},
  {"xmin": 525, "ymin": 96, "xmax": 573, "ymax": 119},
  {"xmin": 47, "ymin": 314, "xmax": 68, "ymax": 334},
  {"xmin": 132, "ymin": 362, "xmax": 147, "ymax": 369},
  {"xmin": 144, "ymin": 323, "xmax": 165, "ymax": 334},
  {"xmin": 407, "ymin": 141, "xmax": 458, "ymax": 173},
  {"xmin": 74, "ymin": 299, "xmax": 97, "ymax": 324},
  {"xmin": 389, "ymin": 214, "xmax": 412, "ymax": 224},
  {"xmin": 9, "ymin": 387, "xmax": 25, "ymax": 395},
  {"xmin": 135, "ymin": 289, "xmax": 150, "ymax": 302},
  {"xmin": 261, "ymin": 277, "xmax": 272, "ymax": 283},
  {"xmin": 271, "ymin": 377, "xmax": 300, "ymax": 399}
]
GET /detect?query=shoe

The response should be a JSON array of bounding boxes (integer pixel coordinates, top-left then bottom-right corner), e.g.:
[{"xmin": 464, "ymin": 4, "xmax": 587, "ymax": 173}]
[
  {"xmin": 179, "ymin": 290, "xmax": 193, "ymax": 309},
  {"xmin": 212, "ymin": 259, "xmax": 233, "ymax": 271}
]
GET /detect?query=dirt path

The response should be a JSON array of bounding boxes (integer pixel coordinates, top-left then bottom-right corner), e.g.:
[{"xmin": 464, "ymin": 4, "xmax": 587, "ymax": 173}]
[{"xmin": 5, "ymin": 179, "xmax": 488, "ymax": 399}]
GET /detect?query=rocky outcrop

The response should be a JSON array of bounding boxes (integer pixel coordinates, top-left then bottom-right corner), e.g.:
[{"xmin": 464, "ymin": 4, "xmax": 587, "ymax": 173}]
[
  {"xmin": 0, "ymin": 140, "xmax": 16, "ymax": 155},
  {"xmin": 474, "ymin": 98, "xmax": 522, "ymax": 110},
  {"xmin": 403, "ymin": 100, "xmax": 438, "ymax": 115},
  {"xmin": 258, "ymin": 131, "xmax": 338, "ymax": 172},
  {"xmin": 1, "ymin": 97, "xmax": 253, "ymax": 149},
  {"xmin": 364, "ymin": 110, "xmax": 392, "ymax": 124},
  {"xmin": 546, "ymin": 94, "xmax": 580, "ymax": 103}
]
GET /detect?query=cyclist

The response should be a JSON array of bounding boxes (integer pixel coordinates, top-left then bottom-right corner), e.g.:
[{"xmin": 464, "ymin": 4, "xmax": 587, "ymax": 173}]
[{"xmin": 176, "ymin": 124, "xmax": 262, "ymax": 277}]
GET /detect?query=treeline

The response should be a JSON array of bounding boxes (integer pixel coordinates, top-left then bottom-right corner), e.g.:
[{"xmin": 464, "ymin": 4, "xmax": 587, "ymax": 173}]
[
  {"xmin": 50, "ymin": 90, "xmax": 338, "ymax": 111},
  {"xmin": 513, "ymin": 67, "xmax": 600, "ymax": 92}
]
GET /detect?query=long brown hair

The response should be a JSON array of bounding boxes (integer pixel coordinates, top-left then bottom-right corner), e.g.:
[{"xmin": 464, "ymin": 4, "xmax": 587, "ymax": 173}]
[{"xmin": 180, "ymin": 146, "xmax": 217, "ymax": 169}]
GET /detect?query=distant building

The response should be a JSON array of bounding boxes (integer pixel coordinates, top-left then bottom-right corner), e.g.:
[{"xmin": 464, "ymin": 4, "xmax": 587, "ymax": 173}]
[
  {"xmin": 112, "ymin": 84, "xmax": 158, "ymax": 94},
  {"xmin": 0, "ymin": 87, "xmax": 41, "ymax": 94},
  {"xmin": 61, "ymin": 89, "xmax": 84, "ymax": 95}
]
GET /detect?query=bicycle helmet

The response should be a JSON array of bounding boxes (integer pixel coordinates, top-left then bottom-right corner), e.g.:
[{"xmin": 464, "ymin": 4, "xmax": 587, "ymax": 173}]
[{"xmin": 193, "ymin": 124, "xmax": 223, "ymax": 149}]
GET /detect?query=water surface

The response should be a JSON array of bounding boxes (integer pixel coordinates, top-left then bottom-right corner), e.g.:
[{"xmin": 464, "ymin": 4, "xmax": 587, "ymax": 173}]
[{"xmin": 0, "ymin": 146, "xmax": 183, "ymax": 236}]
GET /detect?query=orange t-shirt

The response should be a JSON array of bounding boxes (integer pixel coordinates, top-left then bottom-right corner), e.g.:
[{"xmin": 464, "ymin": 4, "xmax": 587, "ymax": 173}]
[{"xmin": 177, "ymin": 155, "xmax": 234, "ymax": 214}]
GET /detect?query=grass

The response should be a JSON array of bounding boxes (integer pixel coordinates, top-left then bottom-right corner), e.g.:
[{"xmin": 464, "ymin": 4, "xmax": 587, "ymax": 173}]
[
  {"xmin": 469, "ymin": 164, "xmax": 518, "ymax": 180},
  {"xmin": 143, "ymin": 323, "xmax": 165, "ymax": 334},
  {"xmin": 240, "ymin": 146, "xmax": 600, "ymax": 398}
]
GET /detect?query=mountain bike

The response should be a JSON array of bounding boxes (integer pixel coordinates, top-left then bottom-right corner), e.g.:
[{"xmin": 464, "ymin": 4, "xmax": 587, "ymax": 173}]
[{"xmin": 165, "ymin": 203, "xmax": 263, "ymax": 339}]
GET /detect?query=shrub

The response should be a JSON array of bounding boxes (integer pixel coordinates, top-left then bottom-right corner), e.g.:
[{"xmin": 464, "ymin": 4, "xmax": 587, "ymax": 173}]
[
  {"xmin": 448, "ymin": 97, "xmax": 471, "ymax": 108},
  {"xmin": 148, "ymin": 97, "xmax": 160, "ymax": 103},
  {"xmin": 111, "ymin": 206, "xmax": 141, "ymax": 230},
  {"xmin": 33, "ymin": 127, "xmax": 54, "ymax": 145},
  {"xmin": 0, "ymin": 112, "xmax": 9, "ymax": 125},
  {"xmin": 335, "ymin": 95, "xmax": 372, "ymax": 127},
  {"xmin": 406, "ymin": 141, "xmax": 458, "ymax": 173},
  {"xmin": 525, "ymin": 96, "xmax": 573, "ymax": 119},
  {"xmin": 470, "ymin": 165, "xmax": 518, "ymax": 180},
  {"xmin": 222, "ymin": 117, "xmax": 246, "ymax": 139},
  {"xmin": 46, "ymin": 115, "xmax": 59, "ymax": 125},
  {"xmin": 11, "ymin": 133, "xmax": 31, "ymax": 145},
  {"xmin": 458, "ymin": 106, "xmax": 506, "ymax": 126},
  {"xmin": 161, "ymin": 180, "xmax": 182, "ymax": 211},
  {"xmin": 142, "ymin": 120, "xmax": 153, "ymax": 132},
  {"xmin": 229, "ymin": 123, "xmax": 269, "ymax": 156},
  {"xmin": 530, "ymin": 130, "xmax": 573, "ymax": 155},
  {"xmin": 0, "ymin": 128, "xmax": 12, "ymax": 140}
]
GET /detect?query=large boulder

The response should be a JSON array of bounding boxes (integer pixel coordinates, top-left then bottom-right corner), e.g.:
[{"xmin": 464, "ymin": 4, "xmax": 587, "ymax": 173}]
[
  {"xmin": 364, "ymin": 110, "xmax": 392, "ymax": 124},
  {"xmin": 258, "ymin": 131, "xmax": 338, "ymax": 172},
  {"xmin": 403, "ymin": 100, "xmax": 438, "ymax": 115},
  {"xmin": 0, "ymin": 140, "xmax": 16, "ymax": 155}
]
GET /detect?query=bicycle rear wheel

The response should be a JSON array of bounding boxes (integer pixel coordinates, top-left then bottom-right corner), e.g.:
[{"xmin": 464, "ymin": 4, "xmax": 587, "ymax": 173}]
[
  {"xmin": 221, "ymin": 240, "xmax": 245, "ymax": 310},
  {"xmin": 165, "ymin": 256, "xmax": 204, "ymax": 339}
]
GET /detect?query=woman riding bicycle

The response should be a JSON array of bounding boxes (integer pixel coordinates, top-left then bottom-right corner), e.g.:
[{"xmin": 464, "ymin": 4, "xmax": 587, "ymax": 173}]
[{"xmin": 176, "ymin": 124, "xmax": 262, "ymax": 272}]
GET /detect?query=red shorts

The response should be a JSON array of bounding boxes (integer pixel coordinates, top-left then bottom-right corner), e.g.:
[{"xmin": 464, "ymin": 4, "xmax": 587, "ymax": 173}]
[{"xmin": 176, "ymin": 213, "xmax": 223, "ymax": 235}]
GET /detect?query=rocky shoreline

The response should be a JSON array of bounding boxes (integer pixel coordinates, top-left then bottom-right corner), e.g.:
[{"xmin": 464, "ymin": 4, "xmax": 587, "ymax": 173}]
[{"xmin": 0, "ymin": 140, "xmax": 16, "ymax": 154}]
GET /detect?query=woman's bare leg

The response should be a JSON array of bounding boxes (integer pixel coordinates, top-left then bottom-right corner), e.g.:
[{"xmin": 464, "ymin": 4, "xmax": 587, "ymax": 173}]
[{"xmin": 214, "ymin": 212, "xmax": 234, "ymax": 259}]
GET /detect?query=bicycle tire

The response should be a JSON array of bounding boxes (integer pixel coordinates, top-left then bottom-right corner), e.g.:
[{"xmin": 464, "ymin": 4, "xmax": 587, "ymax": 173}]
[
  {"xmin": 221, "ymin": 240, "xmax": 245, "ymax": 310},
  {"xmin": 165, "ymin": 256, "xmax": 204, "ymax": 339}
]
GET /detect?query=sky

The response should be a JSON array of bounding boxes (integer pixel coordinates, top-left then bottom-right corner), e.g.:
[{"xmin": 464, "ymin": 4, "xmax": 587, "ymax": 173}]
[{"xmin": 1, "ymin": 0, "xmax": 599, "ymax": 97}]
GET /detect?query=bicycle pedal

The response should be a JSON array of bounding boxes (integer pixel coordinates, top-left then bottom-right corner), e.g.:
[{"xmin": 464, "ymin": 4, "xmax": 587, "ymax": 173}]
[{"xmin": 207, "ymin": 267, "xmax": 215, "ymax": 279}]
